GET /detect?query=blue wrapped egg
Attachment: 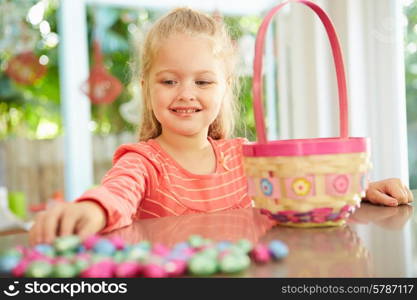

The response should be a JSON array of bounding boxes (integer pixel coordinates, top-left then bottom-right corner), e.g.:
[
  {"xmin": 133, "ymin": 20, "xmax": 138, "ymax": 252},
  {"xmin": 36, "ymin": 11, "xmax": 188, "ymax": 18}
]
[
  {"xmin": 93, "ymin": 239, "xmax": 116, "ymax": 256},
  {"xmin": 268, "ymin": 240, "xmax": 289, "ymax": 260}
]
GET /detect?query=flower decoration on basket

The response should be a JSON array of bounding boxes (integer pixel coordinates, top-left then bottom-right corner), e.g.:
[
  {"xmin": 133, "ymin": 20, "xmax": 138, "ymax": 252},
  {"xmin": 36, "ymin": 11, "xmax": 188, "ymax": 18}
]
[{"xmin": 242, "ymin": 0, "xmax": 372, "ymax": 228}]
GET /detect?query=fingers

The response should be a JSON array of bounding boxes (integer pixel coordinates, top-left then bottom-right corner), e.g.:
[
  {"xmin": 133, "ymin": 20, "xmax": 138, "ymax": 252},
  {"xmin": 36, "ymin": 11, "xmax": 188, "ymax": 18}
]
[
  {"xmin": 76, "ymin": 201, "xmax": 107, "ymax": 239},
  {"xmin": 28, "ymin": 201, "xmax": 106, "ymax": 247},
  {"xmin": 59, "ymin": 209, "xmax": 80, "ymax": 237},
  {"xmin": 366, "ymin": 188, "xmax": 398, "ymax": 206},
  {"xmin": 384, "ymin": 179, "xmax": 408, "ymax": 205},
  {"xmin": 28, "ymin": 203, "xmax": 83, "ymax": 246},
  {"xmin": 29, "ymin": 212, "xmax": 46, "ymax": 246},
  {"xmin": 367, "ymin": 178, "xmax": 414, "ymax": 206},
  {"xmin": 43, "ymin": 205, "xmax": 64, "ymax": 244},
  {"xmin": 77, "ymin": 218, "xmax": 101, "ymax": 241},
  {"xmin": 405, "ymin": 186, "xmax": 414, "ymax": 203}
]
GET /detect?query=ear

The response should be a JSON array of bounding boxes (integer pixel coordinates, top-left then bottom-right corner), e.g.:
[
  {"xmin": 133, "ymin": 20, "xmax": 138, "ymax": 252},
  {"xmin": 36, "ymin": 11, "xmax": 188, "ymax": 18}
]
[{"xmin": 140, "ymin": 79, "xmax": 145, "ymax": 87}]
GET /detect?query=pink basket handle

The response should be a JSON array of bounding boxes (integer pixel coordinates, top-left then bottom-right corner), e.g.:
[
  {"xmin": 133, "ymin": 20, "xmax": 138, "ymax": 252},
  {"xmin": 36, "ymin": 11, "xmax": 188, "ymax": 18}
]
[{"xmin": 253, "ymin": 0, "xmax": 348, "ymax": 143}]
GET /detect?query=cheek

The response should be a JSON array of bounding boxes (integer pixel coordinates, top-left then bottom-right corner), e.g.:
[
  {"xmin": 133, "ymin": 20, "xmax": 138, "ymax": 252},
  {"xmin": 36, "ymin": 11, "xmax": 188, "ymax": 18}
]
[
  {"xmin": 151, "ymin": 88, "xmax": 169, "ymax": 103},
  {"xmin": 150, "ymin": 88, "xmax": 171, "ymax": 113}
]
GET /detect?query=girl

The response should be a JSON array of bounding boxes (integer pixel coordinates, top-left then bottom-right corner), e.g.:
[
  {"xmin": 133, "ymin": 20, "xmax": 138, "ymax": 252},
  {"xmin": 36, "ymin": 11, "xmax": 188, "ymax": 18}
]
[{"xmin": 29, "ymin": 7, "xmax": 413, "ymax": 245}]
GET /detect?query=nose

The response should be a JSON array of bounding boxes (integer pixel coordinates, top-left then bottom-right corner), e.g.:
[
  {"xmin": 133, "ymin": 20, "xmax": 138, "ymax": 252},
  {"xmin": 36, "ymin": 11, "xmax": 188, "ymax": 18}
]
[{"xmin": 176, "ymin": 82, "xmax": 196, "ymax": 101}]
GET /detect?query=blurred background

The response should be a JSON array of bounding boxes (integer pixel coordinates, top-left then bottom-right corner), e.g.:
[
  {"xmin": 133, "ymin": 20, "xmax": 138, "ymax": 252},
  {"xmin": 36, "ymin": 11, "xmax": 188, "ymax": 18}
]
[{"xmin": 0, "ymin": 0, "xmax": 415, "ymax": 219}]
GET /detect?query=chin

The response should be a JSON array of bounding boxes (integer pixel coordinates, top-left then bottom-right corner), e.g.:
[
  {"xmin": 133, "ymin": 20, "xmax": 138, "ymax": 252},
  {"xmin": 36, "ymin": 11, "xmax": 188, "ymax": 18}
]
[
  {"xmin": 174, "ymin": 130, "xmax": 203, "ymax": 137},
  {"xmin": 168, "ymin": 127, "xmax": 206, "ymax": 137}
]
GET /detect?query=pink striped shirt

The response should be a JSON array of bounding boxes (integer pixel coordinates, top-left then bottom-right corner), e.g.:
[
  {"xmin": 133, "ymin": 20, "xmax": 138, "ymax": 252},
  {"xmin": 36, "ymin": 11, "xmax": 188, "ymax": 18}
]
[{"xmin": 75, "ymin": 137, "xmax": 251, "ymax": 232}]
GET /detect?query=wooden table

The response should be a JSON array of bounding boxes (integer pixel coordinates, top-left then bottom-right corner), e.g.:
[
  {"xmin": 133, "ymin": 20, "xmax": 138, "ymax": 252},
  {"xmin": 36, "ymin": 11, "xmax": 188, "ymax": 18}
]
[{"xmin": 1, "ymin": 191, "xmax": 416, "ymax": 277}]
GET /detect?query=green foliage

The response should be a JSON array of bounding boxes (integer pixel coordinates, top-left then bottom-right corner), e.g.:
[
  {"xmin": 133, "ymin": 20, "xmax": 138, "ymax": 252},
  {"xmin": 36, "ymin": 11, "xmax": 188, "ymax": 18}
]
[
  {"xmin": 0, "ymin": 0, "xmax": 61, "ymax": 139},
  {"xmin": 236, "ymin": 76, "xmax": 256, "ymax": 140},
  {"xmin": 404, "ymin": 1, "xmax": 417, "ymax": 188},
  {"xmin": 405, "ymin": 2, "xmax": 417, "ymax": 124}
]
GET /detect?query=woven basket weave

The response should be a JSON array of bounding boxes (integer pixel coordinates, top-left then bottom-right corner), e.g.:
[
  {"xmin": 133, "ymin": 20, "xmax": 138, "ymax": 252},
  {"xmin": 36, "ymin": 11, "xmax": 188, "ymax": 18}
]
[{"xmin": 242, "ymin": 0, "xmax": 371, "ymax": 227}]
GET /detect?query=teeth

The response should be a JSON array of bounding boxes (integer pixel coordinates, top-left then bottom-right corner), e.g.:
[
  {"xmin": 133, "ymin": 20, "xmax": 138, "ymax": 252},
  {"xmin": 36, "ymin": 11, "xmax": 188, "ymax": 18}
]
[{"xmin": 173, "ymin": 109, "xmax": 199, "ymax": 113}]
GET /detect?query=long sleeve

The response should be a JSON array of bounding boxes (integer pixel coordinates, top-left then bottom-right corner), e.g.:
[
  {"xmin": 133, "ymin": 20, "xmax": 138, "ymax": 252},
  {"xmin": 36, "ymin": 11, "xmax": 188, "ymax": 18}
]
[{"xmin": 75, "ymin": 152, "xmax": 154, "ymax": 233}]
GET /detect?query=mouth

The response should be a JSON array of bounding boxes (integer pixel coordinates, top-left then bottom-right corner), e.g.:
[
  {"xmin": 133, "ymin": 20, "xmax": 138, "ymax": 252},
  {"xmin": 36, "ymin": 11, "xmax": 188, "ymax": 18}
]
[{"xmin": 170, "ymin": 108, "xmax": 202, "ymax": 114}]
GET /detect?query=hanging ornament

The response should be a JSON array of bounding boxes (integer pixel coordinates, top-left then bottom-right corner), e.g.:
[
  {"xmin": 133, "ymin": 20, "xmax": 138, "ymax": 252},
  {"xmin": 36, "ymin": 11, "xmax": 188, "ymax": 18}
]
[
  {"xmin": 5, "ymin": 51, "xmax": 47, "ymax": 85},
  {"xmin": 82, "ymin": 40, "xmax": 123, "ymax": 104}
]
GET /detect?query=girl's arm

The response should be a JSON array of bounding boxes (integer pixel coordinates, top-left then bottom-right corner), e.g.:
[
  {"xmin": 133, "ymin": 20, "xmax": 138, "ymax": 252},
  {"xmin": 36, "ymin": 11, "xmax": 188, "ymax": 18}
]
[
  {"xmin": 76, "ymin": 152, "xmax": 152, "ymax": 232},
  {"xmin": 29, "ymin": 152, "xmax": 153, "ymax": 245}
]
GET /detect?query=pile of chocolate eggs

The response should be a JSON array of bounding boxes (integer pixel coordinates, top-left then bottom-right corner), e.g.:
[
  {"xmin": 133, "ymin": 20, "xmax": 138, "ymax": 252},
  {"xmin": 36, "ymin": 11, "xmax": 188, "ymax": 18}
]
[{"xmin": 0, "ymin": 235, "xmax": 289, "ymax": 277}]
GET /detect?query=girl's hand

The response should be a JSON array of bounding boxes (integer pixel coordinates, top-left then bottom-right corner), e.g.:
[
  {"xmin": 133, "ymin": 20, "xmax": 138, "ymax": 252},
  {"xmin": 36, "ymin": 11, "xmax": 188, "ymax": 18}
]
[
  {"xmin": 28, "ymin": 201, "xmax": 106, "ymax": 246},
  {"xmin": 364, "ymin": 178, "xmax": 414, "ymax": 207}
]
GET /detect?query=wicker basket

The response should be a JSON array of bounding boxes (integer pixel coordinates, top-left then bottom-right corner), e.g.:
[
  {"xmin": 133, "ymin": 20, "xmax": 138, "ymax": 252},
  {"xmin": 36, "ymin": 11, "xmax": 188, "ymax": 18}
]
[{"xmin": 243, "ymin": 0, "xmax": 371, "ymax": 227}]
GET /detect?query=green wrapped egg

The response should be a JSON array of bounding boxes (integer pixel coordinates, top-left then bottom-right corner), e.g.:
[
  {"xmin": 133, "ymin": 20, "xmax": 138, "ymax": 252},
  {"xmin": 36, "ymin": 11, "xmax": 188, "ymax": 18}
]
[
  {"xmin": 135, "ymin": 241, "xmax": 151, "ymax": 251},
  {"xmin": 202, "ymin": 238, "xmax": 213, "ymax": 247},
  {"xmin": 113, "ymin": 250, "xmax": 126, "ymax": 263},
  {"xmin": 188, "ymin": 235, "xmax": 204, "ymax": 248},
  {"xmin": 219, "ymin": 253, "xmax": 250, "ymax": 274},
  {"xmin": 54, "ymin": 263, "xmax": 78, "ymax": 278},
  {"xmin": 199, "ymin": 248, "xmax": 218, "ymax": 260},
  {"xmin": 91, "ymin": 254, "xmax": 110, "ymax": 264},
  {"xmin": 235, "ymin": 239, "xmax": 253, "ymax": 254},
  {"xmin": 59, "ymin": 250, "xmax": 76, "ymax": 260},
  {"xmin": 227, "ymin": 245, "xmax": 246, "ymax": 256},
  {"xmin": 188, "ymin": 254, "xmax": 218, "ymax": 276},
  {"xmin": 73, "ymin": 258, "xmax": 90, "ymax": 273},
  {"xmin": 26, "ymin": 261, "xmax": 53, "ymax": 278},
  {"xmin": 53, "ymin": 235, "xmax": 81, "ymax": 254},
  {"xmin": 125, "ymin": 247, "xmax": 150, "ymax": 262}
]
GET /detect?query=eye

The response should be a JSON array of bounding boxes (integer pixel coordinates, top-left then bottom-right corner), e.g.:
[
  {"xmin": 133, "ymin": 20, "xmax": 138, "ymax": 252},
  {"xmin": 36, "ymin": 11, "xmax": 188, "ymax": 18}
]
[
  {"xmin": 195, "ymin": 80, "xmax": 213, "ymax": 86},
  {"xmin": 161, "ymin": 80, "xmax": 177, "ymax": 85}
]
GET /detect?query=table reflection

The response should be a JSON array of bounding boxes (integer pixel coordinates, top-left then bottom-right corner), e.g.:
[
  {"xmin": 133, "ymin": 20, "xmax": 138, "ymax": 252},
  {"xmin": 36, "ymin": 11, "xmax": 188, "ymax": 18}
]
[
  {"xmin": 258, "ymin": 225, "xmax": 372, "ymax": 277},
  {"xmin": 103, "ymin": 208, "xmax": 276, "ymax": 247},
  {"xmin": 349, "ymin": 202, "xmax": 413, "ymax": 230}
]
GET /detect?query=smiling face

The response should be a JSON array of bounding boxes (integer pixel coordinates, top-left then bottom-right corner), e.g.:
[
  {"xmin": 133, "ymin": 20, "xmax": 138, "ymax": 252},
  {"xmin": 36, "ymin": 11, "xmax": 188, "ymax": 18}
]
[{"xmin": 147, "ymin": 33, "xmax": 228, "ymax": 138}]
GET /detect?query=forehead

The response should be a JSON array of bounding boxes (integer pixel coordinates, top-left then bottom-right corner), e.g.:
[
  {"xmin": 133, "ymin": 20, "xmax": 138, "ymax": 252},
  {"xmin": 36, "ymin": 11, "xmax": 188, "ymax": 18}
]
[{"xmin": 151, "ymin": 33, "xmax": 225, "ymax": 75}]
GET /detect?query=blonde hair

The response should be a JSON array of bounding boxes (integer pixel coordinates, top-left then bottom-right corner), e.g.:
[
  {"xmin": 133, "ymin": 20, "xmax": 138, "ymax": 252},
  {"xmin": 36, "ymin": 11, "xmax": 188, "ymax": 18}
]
[{"xmin": 137, "ymin": 7, "xmax": 240, "ymax": 141}]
